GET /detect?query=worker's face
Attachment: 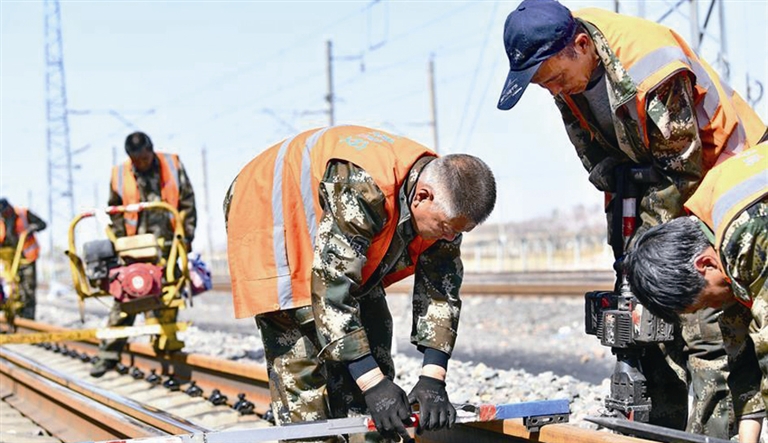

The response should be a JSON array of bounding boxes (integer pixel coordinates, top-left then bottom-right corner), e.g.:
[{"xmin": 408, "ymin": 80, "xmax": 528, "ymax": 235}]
[
  {"xmin": 684, "ymin": 247, "xmax": 735, "ymax": 313},
  {"xmin": 129, "ymin": 147, "xmax": 155, "ymax": 173},
  {"xmin": 410, "ymin": 186, "xmax": 473, "ymax": 241},
  {"xmin": 531, "ymin": 33, "xmax": 597, "ymax": 96}
]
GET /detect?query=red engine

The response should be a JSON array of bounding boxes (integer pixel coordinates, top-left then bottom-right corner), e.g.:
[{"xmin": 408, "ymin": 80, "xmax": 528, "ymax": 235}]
[{"xmin": 109, "ymin": 263, "xmax": 163, "ymax": 302}]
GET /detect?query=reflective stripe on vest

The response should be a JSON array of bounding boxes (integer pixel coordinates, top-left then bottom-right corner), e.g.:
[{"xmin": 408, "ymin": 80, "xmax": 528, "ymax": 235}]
[
  {"xmin": 272, "ymin": 134, "xmax": 298, "ymax": 309},
  {"xmin": 574, "ymin": 8, "xmax": 765, "ymax": 166},
  {"xmin": 227, "ymin": 125, "xmax": 436, "ymax": 319},
  {"xmin": 302, "ymin": 128, "xmax": 331, "ymax": 250},
  {"xmin": 269, "ymin": 127, "xmax": 333, "ymax": 309},
  {"xmin": 685, "ymin": 143, "xmax": 768, "ymax": 250}
]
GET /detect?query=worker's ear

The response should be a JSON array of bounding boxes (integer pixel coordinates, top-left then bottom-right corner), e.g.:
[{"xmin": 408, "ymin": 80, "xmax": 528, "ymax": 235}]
[
  {"xmin": 574, "ymin": 32, "xmax": 591, "ymax": 54},
  {"xmin": 412, "ymin": 184, "xmax": 435, "ymax": 207},
  {"xmin": 693, "ymin": 248, "xmax": 719, "ymax": 275}
]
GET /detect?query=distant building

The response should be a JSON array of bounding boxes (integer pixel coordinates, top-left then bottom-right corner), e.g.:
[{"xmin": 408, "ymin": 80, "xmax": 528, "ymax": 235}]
[{"xmin": 461, "ymin": 204, "xmax": 612, "ymax": 272}]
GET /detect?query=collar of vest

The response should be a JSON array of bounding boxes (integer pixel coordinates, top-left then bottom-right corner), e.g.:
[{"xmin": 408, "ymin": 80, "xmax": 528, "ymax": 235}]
[
  {"xmin": 577, "ymin": 18, "xmax": 638, "ymax": 112},
  {"xmin": 398, "ymin": 156, "xmax": 435, "ymax": 233},
  {"xmin": 696, "ymin": 216, "xmax": 716, "ymax": 245},
  {"xmin": 131, "ymin": 155, "xmax": 160, "ymax": 176}
]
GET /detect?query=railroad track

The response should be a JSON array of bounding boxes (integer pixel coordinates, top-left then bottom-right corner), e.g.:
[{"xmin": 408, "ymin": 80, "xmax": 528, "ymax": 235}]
[
  {"xmin": 211, "ymin": 270, "xmax": 616, "ymax": 296},
  {"xmin": 0, "ymin": 318, "xmax": 653, "ymax": 443}
]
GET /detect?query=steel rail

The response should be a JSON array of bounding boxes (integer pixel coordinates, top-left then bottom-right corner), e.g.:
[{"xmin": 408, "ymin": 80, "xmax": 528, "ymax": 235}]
[
  {"xmin": 0, "ymin": 347, "xmax": 206, "ymax": 441},
  {"xmin": 210, "ymin": 281, "xmax": 615, "ymax": 296},
  {"xmin": 11, "ymin": 318, "xmax": 272, "ymax": 415},
  {"xmin": 3, "ymin": 318, "xmax": 662, "ymax": 443}
]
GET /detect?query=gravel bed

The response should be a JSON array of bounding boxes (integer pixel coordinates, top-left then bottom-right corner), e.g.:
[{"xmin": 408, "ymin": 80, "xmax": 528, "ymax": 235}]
[{"xmin": 35, "ymin": 287, "xmax": 613, "ymax": 428}]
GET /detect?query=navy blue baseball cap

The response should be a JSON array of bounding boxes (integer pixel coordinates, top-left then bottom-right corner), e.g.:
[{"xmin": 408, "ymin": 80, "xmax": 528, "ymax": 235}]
[{"xmin": 497, "ymin": 0, "xmax": 577, "ymax": 110}]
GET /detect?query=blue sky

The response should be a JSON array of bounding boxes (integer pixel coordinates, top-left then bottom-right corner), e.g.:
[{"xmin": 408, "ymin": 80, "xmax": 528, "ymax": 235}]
[{"xmin": 2, "ymin": 0, "xmax": 767, "ymax": 253}]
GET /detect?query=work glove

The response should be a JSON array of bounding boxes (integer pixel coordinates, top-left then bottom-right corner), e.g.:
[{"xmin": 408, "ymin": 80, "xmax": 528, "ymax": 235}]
[
  {"xmin": 407, "ymin": 375, "xmax": 456, "ymax": 433},
  {"xmin": 363, "ymin": 377, "xmax": 414, "ymax": 442}
]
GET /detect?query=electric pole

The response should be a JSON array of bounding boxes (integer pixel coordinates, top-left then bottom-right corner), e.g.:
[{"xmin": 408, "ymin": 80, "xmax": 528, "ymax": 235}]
[
  {"xmin": 201, "ymin": 146, "xmax": 214, "ymax": 261},
  {"xmin": 428, "ymin": 56, "xmax": 440, "ymax": 153},
  {"xmin": 326, "ymin": 40, "xmax": 335, "ymax": 126},
  {"xmin": 44, "ymin": 0, "xmax": 74, "ymax": 258}
]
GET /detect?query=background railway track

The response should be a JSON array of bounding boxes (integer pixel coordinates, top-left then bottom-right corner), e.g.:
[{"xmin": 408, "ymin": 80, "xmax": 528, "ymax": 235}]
[
  {"xmin": 210, "ymin": 270, "xmax": 616, "ymax": 295},
  {"xmin": 0, "ymin": 318, "xmax": 656, "ymax": 443}
]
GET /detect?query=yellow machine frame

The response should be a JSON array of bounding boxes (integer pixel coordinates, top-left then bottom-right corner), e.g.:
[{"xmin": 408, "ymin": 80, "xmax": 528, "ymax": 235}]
[
  {"xmin": 0, "ymin": 231, "xmax": 29, "ymax": 333},
  {"xmin": 65, "ymin": 201, "xmax": 190, "ymax": 351}
]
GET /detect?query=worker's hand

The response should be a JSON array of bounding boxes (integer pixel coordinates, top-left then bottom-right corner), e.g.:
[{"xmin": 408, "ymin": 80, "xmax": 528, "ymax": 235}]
[
  {"xmin": 363, "ymin": 378, "xmax": 414, "ymax": 442},
  {"xmin": 407, "ymin": 375, "xmax": 456, "ymax": 433}
]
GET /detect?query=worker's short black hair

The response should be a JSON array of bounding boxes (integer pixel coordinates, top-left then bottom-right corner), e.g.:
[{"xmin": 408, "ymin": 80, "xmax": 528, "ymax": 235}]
[
  {"xmin": 0, "ymin": 198, "xmax": 9, "ymax": 212},
  {"xmin": 125, "ymin": 131, "xmax": 153, "ymax": 154}
]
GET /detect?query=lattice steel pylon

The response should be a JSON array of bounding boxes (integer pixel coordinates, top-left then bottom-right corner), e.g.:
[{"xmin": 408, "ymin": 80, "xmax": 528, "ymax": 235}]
[{"xmin": 44, "ymin": 0, "xmax": 74, "ymax": 255}]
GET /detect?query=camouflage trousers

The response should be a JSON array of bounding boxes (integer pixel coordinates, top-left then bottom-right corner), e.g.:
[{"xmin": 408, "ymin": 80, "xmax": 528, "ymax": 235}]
[
  {"xmin": 17, "ymin": 261, "xmax": 36, "ymax": 320},
  {"xmin": 648, "ymin": 306, "xmax": 763, "ymax": 439},
  {"xmin": 255, "ymin": 290, "xmax": 396, "ymax": 443},
  {"xmin": 97, "ymin": 301, "xmax": 179, "ymax": 361}
]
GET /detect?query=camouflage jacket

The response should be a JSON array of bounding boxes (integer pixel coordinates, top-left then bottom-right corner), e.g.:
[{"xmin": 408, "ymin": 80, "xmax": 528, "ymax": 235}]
[
  {"xmin": 555, "ymin": 19, "xmax": 708, "ymax": 246},
  {"xmin": 719, "ymin": 198, "xmax": 768, "ymax": 411},
  {"xmin": 108, "ymin": 154, "xmax": 197, "ymax": 246},
  {"xmin": 723, "ymin": 200, "xmax": 768, "ymax": 306},
  {"xmin": 310, "ymin": 157, "xmax": 463, "ymax": 363}
]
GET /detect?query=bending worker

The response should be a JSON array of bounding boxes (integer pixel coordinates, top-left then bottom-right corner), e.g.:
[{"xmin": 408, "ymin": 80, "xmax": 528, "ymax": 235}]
[
  {"xmin": 90, "ymin": 131, "xmax": 197, "ymax": 378},
  {"xmin": 627, "ymin": 143, "xmax": 768, "ymax": 442},
  {"xmin": 224, "ymin": 125, "xmax": 497, "ymax": 442},
  {"xmin": 0, "ymin": 198, "xmax": 46, "ymax": 320},
  {"xmin": 496, "ymin": 0, "xmax": 766, "ymax": 439}
]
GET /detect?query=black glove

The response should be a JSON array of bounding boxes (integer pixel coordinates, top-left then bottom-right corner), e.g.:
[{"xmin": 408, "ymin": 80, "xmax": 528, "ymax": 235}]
[
  {"xmin": 363, "ymin": 378, "xmax": 414, "ymax": 442},
  {"xmin": 407, "ymin": 375, "xmax": 456, "ymax": 433}
]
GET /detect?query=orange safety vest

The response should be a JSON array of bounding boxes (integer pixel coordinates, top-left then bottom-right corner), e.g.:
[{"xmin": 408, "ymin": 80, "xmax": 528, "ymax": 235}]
[
  {"xmin": 227, "ymin": 126, "xmax": 437, "ymax": 319},
  {"xmin": 570, "ymin": 8, "xmax": 766, "ymax": 168},
  {"xmin": 110, "ymin": 152, "xmax": 181, "ymax": 236},
  {"xmin": 685, "ymin": 142, "xmax": 768, "ymax": 252},
  {"xmin": 0, "ymin": 208, "xmax": 40, "ymax": 262}
]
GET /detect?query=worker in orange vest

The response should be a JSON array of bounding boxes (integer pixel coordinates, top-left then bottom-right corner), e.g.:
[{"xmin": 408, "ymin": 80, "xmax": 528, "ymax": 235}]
[
  {"xmin": 225, "ymin": 126, "xmax": 496, "ymax": 443},
  {"xmin": 627, "ymin": 143, "xmax": 768, "ymax": 443},
  {"xmin": 90, "ymin": 131, "xmax": 197, "ymax": 378},
  {"xmin": 0, "ymin": 198, "xmax": 46, "ymax": 320},
  {"xmin": 496, "ymin": 1, "xmax": 767, "ymax": 440}
]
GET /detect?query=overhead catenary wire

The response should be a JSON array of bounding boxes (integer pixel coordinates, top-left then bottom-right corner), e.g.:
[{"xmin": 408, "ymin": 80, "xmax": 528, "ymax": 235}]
[
  {"xmin": 71, "ymin": 2, "xmax": 376, "ymax": 155},
  {"xmin": 453, "ymin": 1, "xmax": 499, "ymax": 151}
]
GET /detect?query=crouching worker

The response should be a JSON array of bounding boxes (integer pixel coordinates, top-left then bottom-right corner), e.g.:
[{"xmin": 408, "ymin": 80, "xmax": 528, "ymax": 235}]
[
  {"xmin": 224, "ymin": 125, "xmax": 497, "ymax": 442},
  {"xmin": 626, "ymin": 143, "xmax": 768, "ymax": 443}
]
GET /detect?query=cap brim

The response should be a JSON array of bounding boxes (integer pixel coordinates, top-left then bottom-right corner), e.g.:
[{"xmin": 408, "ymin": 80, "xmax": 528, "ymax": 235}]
[{"xmin": 497, "ymin": 61, "xmax": 542, "ymax": 110}]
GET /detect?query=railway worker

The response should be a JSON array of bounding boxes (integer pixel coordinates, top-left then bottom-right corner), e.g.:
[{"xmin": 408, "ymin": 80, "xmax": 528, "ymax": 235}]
[
  {"xmin": 626, "ymin": 143, "xmax": 768, "ymax": 443},
  {"xmin": 0, "ymin": 197, "xmax": 47, "ymax": 320},
  {"xmin": 224, "ymin": 125, "xmax": 497, "ymax": 443},
  {"xmin": 90, "ymin": 131, "xmax": 197, "ymax": 378},
  {"xmin": 495, "ymin": 0, "xmax": 767, "ymax": 439}
]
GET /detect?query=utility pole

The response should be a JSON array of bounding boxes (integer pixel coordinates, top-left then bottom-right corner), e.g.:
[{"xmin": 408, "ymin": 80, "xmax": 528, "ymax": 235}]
[
  {"xmin": 44, "ymin": 0, "xmax": 74, "ymax": 257},
  {"xmin": 428, "ymin": 56, "xmax": 440, "ymax": 153},
  {"xmin": 689, "ymin": 0, "xmax": 700, "ymax": 52},
  {"xmin": 716, "ymin": 0, "xmax": 729, "ymax": 83},
  {"xmin": 326, "ymin": 40, "xmax": 335, "ymax": 126},
  {"xmin": 201, "ymin": 146, "xmax": 214, "ymax": 261}
]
